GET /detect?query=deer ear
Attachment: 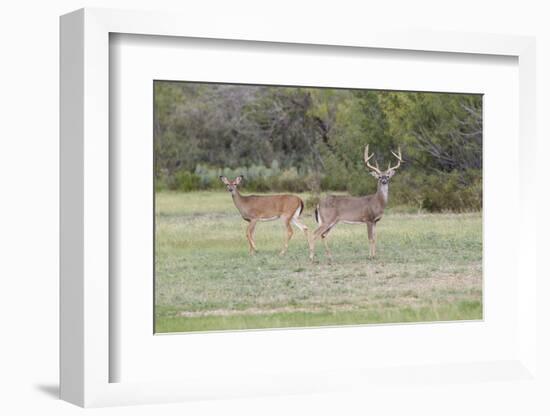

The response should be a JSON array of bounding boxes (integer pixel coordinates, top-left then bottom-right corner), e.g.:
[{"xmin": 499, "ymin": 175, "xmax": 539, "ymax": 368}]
[
  {"xmin": 387, "ymin": 170, "xmax": 396, "ymax": 178},
  {"xmin": 235, "ymin": 175, "xmax": 244, "ymax": 185},
  {"xmin": 219, "ymin": 176, "xmax": 230, "ymax": 185},
  {"xmin": 370, "ymin": 171, "xmax": 379, "ymax": 178}
]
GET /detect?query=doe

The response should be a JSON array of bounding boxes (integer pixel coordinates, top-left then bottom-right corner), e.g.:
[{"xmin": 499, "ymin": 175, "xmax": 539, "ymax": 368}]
[{"xmin": 219, "ymin": 175, "xmax": 311, "ymax": 255}]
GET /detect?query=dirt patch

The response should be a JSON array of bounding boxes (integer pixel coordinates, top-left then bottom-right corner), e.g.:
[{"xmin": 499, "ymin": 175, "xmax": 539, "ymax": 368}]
[{"xmin": 177, "ymin": 304, "xmax": 358, "ymax": 318}]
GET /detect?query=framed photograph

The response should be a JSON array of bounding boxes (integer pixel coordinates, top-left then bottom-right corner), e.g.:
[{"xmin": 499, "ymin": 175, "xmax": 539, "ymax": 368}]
[
  {"xmin": 152, "ymin": 80, "xmax": 483, "ymax": 334},
  {"xmin": 60, "ymin": 8, "xmax": 537, "ymax": 408}
]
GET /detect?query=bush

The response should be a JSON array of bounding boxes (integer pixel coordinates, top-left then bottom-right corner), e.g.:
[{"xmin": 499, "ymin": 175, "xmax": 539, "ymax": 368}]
[
  {"xmin": 273, "ymin": 168, "xmax": 308, "ymax": 193},
  {"xmin": 155, "ymin": 176, "xmax": 168, "ymax": 192},
  {"xmin": 390, "ymin": 171, "xmax": 425, "ymax": 209},
  {"xmin": 192, "ymin": 163, "xmax": 284, "ymax": 192},
  {"xmin": 171, "ymin": 170, "xmax": 201, "ymax": 191},
  {"xmin": 304, "ymin": 194, "xmax": 321, "ymax": 211},
  {"xmin": 245, "ymin": 176, "xmax": 271, "ymax": 192},
  {"xmin": 319, "ymin": 168, "xmax": 481, "ymax": 212},
  {"xmin": 419, "ymin": 171, "xmax": 481, "ymax": 212},
  {"xmin": 303, "ymin": 172, "xmax": 320, "ymax": 193},
  {"xmin": 391, "ymin": 170, "xmax": 481, "ymax": 212},
  {"xmin": 320, "ymin": 172, "xmax": 348, "ymax": 192},
  {"xmin": 347, "ymin": 174, "xmax": 376, "ymax": 197},
  {"xmin": 157, "ymin": 163, "xmax": 482, "ymax": 212}
]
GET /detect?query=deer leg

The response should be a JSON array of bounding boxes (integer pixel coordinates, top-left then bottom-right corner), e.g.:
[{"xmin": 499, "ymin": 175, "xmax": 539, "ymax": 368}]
[
  {"xmin": 321, "ymin": 234, "xmax": 333, "ymax": 262},
  {"xmin": 310, "ymin": 222, "xmax": 335, "ymax": 261},
  {"xmin": 291, "ymin": 217, "xmax": 311, "ymax": 252},
  {"xmin": 280, "ymin": 217, "xmax": 293, "ymax": 255},
  {"xmin": 246, "ymin": 220, "xmax": 258, "ymax": 255},
  {"xmin": 367, "ymin": 222, "xmax": 376, "ymax": 258}
]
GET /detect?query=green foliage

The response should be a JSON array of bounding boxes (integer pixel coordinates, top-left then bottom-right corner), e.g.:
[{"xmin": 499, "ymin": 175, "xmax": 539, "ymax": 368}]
[
  {"xmin": 172, "ymin": 170, "xmax": 201, "ymax": 192},
  {"xmin": 154, "ymin": 82, "xmax": 483, "ymax": 212},
  {"xmin": 164, "ymin": 162, "xmax": 482, "ymax": 212},
  {"xmin": 304, "ymin": 194, "xmax": 320, "ymax": 210},
  {"xmin": 319, "ymin": 153, "xmax": 349, "ymax": 191},
  {"xmin": 390, "ymin": 170, "xmax": 482, "ymax": 212},
  {"xmin": 419, "ymin": 170, "xmax": 482, "ymax": 212},
  {"xmin": 272, "ymin": 168, "xmax": 306, "ymax": 192},
  {"xmin": 169, "ymin": 163, "xmax": 312, "ymax": 194}
]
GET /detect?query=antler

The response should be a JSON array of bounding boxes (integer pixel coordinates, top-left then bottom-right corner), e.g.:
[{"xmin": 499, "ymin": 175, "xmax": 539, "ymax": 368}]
[
  {"xmin": 364, "ymin": 144, "xmax": 382, "ymax": 175},
  {"xmin": 387, "ymin": 147, "xmax": 403, "ymax": 171}
]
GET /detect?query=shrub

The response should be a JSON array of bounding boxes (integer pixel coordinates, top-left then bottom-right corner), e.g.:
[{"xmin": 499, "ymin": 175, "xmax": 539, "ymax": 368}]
[
  {"xmin": 321, "ymin": 169, "xmax": 482, "ymax": 212},
  {"xmin": 390, "ymin": 171, "xmax": 425, "ymax": 209},
  {"xmin": 419, "ymin": 171, "xmax": 481, "ymax": 212},
  {"xmin": 304, "ymin": 194, "xmax": 320, "ymax": 211},
  {"xmin": 320, "ymin": 172, "xmax": 348, "ymax": 192},
  {"xmin": 274, "ymin": 168, "xmax": 308, "ymax": 192},
  {"xmin": 194, "ymin": 164, "xmax": 218, "ymax": 189},
  {"xmin": 304, "ymin": 172, "xmax": 322, "ymax": 194},
  {"xmin": 157, "ymin": 163, "xmax": 482, "ymax": 212},
  {"xmin": 171, "ymin": 170, "xmax": 201, "ymax": 191},
  {"xmin": 245, "ymin": 176, "xmax": 271, "ymax": 192},
  {"xmin": 347, "ymin": 174, "xmax": 376, "ymax": 197},
  {"xmin": 155, "ymin": 176, "xmax": 168, "ymax": 192}
]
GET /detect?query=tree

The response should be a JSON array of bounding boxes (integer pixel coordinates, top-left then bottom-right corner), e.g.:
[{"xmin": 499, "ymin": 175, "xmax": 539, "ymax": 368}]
[
  {"xmin": 383, "ymin": 92, "xmax": 482, "ymax": 176},
  {"xmin": 154, "ymin": 81, "xmax": 483, "ymax": 210}
]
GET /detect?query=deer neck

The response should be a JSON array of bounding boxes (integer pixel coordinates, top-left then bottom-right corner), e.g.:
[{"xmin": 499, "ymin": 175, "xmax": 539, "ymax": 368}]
[
  {"xmin": 231, "ymin": 189, "xmax": 247, "ymax": 214},
  {"xmin": 376, "ymin": 182, "xmax": 389, "ymax": 206}
]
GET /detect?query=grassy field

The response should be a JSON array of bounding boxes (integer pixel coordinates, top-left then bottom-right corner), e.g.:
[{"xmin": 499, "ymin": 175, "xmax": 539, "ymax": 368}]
[{"xmin": 155, "ymin": 191, "xmax": 482, "ymax": 333}]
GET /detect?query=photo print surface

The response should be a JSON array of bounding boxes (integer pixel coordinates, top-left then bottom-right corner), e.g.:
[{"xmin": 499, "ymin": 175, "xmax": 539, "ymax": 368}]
[{"xmin": 154, "ymin": 81, "xmax": 482, "ymax": 333}]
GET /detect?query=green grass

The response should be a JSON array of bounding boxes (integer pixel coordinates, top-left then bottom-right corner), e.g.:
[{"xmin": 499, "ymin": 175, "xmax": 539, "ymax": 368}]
[{"xmin": 155, "ymin": 191, "xmax": 482, "ymax": 333}]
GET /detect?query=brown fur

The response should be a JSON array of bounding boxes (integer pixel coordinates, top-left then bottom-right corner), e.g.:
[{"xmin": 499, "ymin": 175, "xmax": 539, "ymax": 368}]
[
  {"xmin": 220, "ymin": 176, "xmax": 311, "ymax": 255},
  {"xmin": 309, "ymin": 145, "xmax": 402, "ymax": 261}
]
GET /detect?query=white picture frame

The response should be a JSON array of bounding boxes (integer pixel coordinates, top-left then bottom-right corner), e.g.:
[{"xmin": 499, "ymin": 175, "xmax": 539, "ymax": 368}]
[{"xmin": 60, "ymin": 8, "xmax": 537, "ymax": 408}]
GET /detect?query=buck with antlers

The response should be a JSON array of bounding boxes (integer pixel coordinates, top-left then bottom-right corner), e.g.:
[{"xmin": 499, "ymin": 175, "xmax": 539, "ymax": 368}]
[
  {"xmin": 219, "ymin": 175, "xmax": 311, "ymax": 255},
  {"xmin": 309, "ymin": 145, "xmax": 403, "ymax": 261}
]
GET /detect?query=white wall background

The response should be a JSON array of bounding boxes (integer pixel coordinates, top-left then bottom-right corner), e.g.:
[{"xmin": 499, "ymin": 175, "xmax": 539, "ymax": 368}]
[{"xmin": 1, "ymin": 1, "xmax": 548, "ymax": 415}]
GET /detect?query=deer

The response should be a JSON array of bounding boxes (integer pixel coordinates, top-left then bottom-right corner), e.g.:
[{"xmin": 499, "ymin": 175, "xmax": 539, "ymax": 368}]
[
  {"xmin": 219, "ymin": 175, "xmax": 311, "ymax": 256},
  {"xmin": 309, "ymin": 145, "xmax": 403, "ymax": 261}
]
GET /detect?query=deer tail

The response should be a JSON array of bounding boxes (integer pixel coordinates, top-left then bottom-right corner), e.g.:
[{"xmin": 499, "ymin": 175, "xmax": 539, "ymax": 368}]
[{"xmin": 314, "ymin": 204, "xmax": 322, "ymax": 225}]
